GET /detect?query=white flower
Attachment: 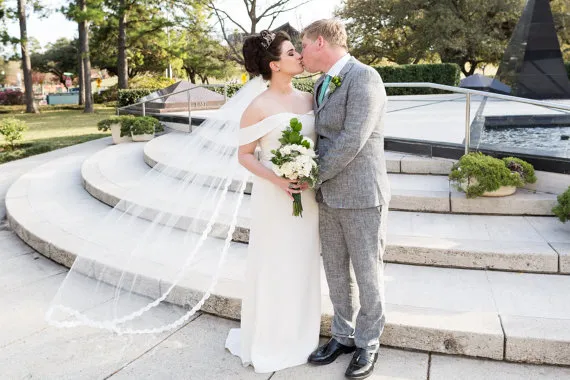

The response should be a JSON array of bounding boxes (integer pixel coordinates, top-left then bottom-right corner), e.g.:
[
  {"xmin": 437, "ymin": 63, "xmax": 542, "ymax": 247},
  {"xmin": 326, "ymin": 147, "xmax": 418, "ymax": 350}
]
[{"xmin": 272, "ymin": 164, "xmax": 283, "ymax": 177}]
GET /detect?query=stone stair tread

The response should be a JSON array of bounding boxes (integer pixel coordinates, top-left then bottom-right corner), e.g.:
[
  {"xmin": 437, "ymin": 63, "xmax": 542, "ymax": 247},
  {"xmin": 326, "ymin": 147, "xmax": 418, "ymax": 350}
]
[
  {"xmin": 143, "ymin": 134, "xmax": 559, "ymax": 215},
  {"xmin": 80, "ymin": 143, "xmax": 570, "ymax": 273},
  {"xmin": 7, "ymin": 151, "xmax": 570, "ymax": 365}
]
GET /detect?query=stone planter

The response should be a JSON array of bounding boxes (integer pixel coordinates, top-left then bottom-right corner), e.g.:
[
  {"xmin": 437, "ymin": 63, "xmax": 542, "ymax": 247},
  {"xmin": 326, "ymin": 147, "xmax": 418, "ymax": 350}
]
[
  {"xmin": 481, "ymin": 186, "xmax": 517, "ymax": 197},
  {"xmin": 461, "ymin": 178, "xmax": 517, "ymax": 197},
  {"xmin": 131, "ymin": 132, "xmax": 154, "ymax": 142},
  {"xmin": 111, "ymin": 123, "xmax": 131, "ymax": 144}
]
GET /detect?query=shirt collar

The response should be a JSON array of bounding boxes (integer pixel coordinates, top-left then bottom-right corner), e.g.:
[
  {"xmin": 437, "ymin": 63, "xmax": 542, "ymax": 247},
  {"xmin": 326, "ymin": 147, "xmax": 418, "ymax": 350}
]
[{"xmin": 326, "ymin": 53, "xmax": 351, "ymax": 77}]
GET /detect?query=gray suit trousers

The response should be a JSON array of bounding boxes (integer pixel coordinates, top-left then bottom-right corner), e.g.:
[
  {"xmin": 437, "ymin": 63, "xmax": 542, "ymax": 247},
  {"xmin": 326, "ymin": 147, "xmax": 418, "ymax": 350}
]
[{"xmin": 319, "ymin": 203, "xmax": 386, "ymax": 349}]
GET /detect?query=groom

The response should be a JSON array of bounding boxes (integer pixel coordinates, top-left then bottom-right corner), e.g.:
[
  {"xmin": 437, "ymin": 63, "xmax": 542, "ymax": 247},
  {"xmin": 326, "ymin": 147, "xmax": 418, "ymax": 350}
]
[{"xmin": 301, "ymin": 19, "xmax": 391, "ymax": 379}]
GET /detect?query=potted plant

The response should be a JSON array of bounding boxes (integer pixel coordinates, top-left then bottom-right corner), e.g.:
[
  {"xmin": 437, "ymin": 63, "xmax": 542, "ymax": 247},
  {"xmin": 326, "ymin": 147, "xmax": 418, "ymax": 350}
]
[
  {"xmin": 552, "ymin": 186, "xmax": 570, "ymax": 223},
  {"xmin": 97, "ymin": 115, "xmax": 134, "ymax": 144},
  {"xmin": 449, "ymin": 152, "xmax": 537, "ymax": 198},
  {"xmin": 130, "ymin": 116, "xmax": 160, "ymax": 142}
]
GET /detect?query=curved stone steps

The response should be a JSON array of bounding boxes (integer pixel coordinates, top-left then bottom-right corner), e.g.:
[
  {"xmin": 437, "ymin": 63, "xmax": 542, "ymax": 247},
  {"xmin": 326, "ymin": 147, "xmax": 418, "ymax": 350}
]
[
  {"xmin": 80, "ymin": 143, "xmax": 570, "ymax": 274},
  {"xmin": 6, "ymin": 151, "xmax": 570, "ymax": 365},
  {"xmin": 143, "ymin": 133, "xmax": 560, "ymax": 216}
]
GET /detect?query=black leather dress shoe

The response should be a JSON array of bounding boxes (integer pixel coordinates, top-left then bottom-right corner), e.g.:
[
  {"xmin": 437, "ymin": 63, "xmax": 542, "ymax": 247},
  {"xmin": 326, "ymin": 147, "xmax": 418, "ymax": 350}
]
[
  {"xmin": 345, "ymin": 347, "xmax": 379, "ymax": 379},
  {"xmin": 308, "ymin": 338, "xmax": 356, "ymax": 365}
]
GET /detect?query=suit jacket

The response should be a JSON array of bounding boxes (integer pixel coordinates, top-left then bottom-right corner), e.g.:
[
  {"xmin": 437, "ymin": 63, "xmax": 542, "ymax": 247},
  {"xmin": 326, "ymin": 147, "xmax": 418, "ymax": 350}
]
[{"xmin": 314, "ymin": 57, "xmax": 391, "ymax": 209}]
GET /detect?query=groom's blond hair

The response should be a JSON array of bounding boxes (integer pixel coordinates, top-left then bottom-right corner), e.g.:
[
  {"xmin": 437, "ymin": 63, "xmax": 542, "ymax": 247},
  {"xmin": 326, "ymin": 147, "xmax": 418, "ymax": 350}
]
[{"xmin": 301, "ymin": 19, "xmax": 348, "ymax": 50}]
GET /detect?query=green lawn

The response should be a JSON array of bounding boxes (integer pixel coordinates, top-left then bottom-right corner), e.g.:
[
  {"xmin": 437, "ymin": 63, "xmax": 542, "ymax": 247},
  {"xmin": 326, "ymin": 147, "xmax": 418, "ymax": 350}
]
[{"xmin": 0, "ymin": 104, "xmax": 114, "ymax": 164}]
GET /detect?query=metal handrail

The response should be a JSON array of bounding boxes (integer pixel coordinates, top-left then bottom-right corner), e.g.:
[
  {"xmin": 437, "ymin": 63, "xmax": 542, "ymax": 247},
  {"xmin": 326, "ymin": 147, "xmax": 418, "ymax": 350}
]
[
  {"xmin": 384, "ymin": 82, "xmax": 570, "ymax": 154},
  {"xmin": 116, "ymin": 83, "xmax": 228, "ymax": 131}
]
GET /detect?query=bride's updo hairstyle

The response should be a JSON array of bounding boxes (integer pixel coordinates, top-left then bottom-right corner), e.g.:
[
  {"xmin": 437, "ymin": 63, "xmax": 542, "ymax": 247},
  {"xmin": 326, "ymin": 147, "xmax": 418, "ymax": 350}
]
[{"xmin": 243, "ymin": 30, "xmax": 291, "ymax": 80}]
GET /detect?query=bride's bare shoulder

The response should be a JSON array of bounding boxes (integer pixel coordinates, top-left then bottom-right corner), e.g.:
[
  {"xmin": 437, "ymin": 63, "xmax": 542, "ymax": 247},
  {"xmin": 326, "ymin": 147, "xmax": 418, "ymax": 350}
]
[{"xmin": 240, "ymin": 92, "xmax": 270, "ymax": 129}]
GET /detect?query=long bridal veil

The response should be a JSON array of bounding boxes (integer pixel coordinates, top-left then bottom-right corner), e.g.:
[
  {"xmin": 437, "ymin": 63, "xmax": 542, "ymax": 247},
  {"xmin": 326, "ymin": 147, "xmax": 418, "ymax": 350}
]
[{"xmin": 46, "ymin": 77, "xmax": 268, "ymax": 334}]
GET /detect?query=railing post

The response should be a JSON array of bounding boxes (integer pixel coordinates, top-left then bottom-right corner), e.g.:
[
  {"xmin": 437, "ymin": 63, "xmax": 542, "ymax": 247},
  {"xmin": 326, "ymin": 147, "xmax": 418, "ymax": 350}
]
[
  {"xmin": 187, "ymin": 90, "xmax": 192, "ymax": 133},
  {"xmin": 142, "ymin": 102, "xmax": 146, "ymax": 117},
  {"xmin": 465, "ymin": 93, "xmax": 471, "ymax": 155},
  {"xmin": 224, "ymin": 83, "xmax": 228, "ymax": 104}
]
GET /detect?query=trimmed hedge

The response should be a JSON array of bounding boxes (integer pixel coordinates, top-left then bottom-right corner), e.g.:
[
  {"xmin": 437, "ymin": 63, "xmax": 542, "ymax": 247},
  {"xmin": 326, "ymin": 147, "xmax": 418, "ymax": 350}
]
[
  {"xmin": 117, "ymin": 88, "xmax": 160, "ymax": 108},
  {"xmin": 211, "ymin": 78, "xmax": 317, "ymax": 99},
  {"xmin": 374, "ymin": 63, "xmax": 461, "ymax": 95}
]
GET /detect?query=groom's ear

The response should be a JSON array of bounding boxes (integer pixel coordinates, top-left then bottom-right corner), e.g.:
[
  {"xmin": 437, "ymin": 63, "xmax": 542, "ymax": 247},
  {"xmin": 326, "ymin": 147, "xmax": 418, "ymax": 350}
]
[{"xmin": 315, "ymin": 35, "xmax": 325, "ymax": 49}]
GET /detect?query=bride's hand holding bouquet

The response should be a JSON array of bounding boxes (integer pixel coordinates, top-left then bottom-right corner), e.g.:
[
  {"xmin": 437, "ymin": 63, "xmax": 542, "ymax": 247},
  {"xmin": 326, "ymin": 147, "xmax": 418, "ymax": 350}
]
[{"xmin": 270, "ymin": 117, "xmax": 319, "ymax": 217}]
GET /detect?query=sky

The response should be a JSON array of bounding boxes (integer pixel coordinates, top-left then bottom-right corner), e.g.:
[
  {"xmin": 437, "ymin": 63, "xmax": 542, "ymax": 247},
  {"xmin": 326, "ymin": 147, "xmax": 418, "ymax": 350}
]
[{"xmin": 5, "ymin": 0, "xmax": 345, "ymax": 51}]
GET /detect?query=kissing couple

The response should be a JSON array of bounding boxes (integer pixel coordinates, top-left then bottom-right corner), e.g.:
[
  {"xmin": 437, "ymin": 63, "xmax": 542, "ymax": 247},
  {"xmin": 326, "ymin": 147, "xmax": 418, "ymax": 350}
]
[{"xmin": 225, "ymin": 18, "xmax": 391, "ymax": 379}]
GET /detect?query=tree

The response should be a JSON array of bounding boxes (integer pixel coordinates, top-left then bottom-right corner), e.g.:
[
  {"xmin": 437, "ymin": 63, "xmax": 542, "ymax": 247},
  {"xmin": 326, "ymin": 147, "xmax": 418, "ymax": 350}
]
[
  {"xmin": 17, "ymin": 0, "xmax": 38, "ymax": 113},
  {"xmin": 552, "ymin": 0, "xmax": 570, "ymax": 61},
  {"xmin": 62, "ymin": 0, "xmax": 104, "ymax": 113},
  {"xmin": 165, "ymin": 3, "xmax": 238, "ymax": 84},
  {"xmin": 31, "ymin": 38, "xmax": 77, "ymax": 89},
  {"xmin": 336, "ymin": 0, "xmax": 521, "ymax": 75},
  {"xmin": 208, "ymin": 0, "xmax": 311, "ymax": 65},
  {"xmin": 335, "ymin": 0, "xmax": 433, "ymax": 65}
]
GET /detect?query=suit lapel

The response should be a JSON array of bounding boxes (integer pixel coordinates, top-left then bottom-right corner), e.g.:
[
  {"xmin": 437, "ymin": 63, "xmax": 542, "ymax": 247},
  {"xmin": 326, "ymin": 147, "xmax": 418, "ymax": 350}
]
[
  {"xmin": 316, "ymin": 58, "xmax": 357, "ymax": 113},
  {"xmin": 313, "ymin": 74, "xmax": 325, "ymax": 111}
]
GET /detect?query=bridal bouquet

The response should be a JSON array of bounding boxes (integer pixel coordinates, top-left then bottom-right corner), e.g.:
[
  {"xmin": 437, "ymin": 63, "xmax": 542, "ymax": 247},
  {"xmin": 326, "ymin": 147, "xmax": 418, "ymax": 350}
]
[{"xmin": 270, "ymin": 118, "xmax": 318, "ymax": 217}]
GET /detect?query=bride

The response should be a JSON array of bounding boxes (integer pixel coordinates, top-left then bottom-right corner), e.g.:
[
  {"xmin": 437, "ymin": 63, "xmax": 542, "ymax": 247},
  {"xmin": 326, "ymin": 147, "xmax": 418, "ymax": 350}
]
[
  {"xmin": 44, "ymin": 27, "xmax": 320, "ymax": 374},
  {"xmin": 224, "ymin": 30, "xmax": 322, "ymax": 373}
]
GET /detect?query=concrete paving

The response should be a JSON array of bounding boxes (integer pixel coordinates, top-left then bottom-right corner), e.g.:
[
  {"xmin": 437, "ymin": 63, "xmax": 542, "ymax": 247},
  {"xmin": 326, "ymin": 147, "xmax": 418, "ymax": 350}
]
[{"xmin": 2, "ymin": 139, "xmax": 570, "ymax": 377}]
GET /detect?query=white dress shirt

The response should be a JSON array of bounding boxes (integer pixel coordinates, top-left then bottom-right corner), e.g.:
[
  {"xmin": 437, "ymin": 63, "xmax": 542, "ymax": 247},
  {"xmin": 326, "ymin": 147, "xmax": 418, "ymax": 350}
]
[{"xmin": 322, "ymin": 53, "xmax": 351, "ymax": 98}]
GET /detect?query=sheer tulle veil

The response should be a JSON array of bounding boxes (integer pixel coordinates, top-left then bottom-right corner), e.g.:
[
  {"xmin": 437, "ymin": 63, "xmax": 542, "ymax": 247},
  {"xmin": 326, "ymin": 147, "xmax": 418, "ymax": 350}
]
[{"xmin": 46, "ymin": 77, "xmax": 268, "ymax": 334}]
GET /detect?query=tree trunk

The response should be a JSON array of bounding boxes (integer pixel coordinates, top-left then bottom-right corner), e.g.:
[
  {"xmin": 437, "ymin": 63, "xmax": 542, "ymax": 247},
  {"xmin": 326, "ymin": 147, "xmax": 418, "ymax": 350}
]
[
  {"xmin": 466, "ymin": 61, "xmax": 478, "ymax": 76},
  {"xmin": 117, "ymin": 0, "xmax": 128, "ymax": 89},
  {"xmin": 77, "ymin": 27, "xmax": 85, "ymax": 105},
  {"xmin": 17, "ymin": 0, "xmax": 38, "ymax": 113},
  {"xmin": 184, "ymin": 67, "xmax": 196, "ymax": 84},
  {"xmin": 79, "ymin": 0, "xmax": 93, "ymax": 113}
]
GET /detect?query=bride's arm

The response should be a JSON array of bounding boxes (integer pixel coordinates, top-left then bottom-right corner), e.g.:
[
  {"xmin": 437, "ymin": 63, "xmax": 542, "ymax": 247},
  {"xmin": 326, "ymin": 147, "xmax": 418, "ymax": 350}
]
[{"xmin": 238, "ymin": 107, "xmax": 301, "ymax": 200}]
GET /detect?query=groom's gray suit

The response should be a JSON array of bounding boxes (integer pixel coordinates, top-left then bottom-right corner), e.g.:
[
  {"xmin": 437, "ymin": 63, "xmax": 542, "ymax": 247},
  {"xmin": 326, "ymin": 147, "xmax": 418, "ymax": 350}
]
[{"xmin": 314, "ymin": 56, "xmax": 391, "ymax": 350}]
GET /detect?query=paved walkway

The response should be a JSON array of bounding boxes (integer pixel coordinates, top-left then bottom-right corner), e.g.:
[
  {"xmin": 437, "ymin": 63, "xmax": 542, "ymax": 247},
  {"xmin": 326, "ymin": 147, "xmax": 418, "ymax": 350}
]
[{"xmin": 2, "ymin": 139, "xmax": 570, "ymax": 379}]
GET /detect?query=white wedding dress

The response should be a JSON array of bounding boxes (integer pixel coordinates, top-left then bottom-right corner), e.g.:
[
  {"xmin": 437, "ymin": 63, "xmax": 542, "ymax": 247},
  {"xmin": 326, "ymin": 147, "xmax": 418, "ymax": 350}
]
[{"xmin": 225, "ymin": 111, "xmax": 321, "ymax": 373}]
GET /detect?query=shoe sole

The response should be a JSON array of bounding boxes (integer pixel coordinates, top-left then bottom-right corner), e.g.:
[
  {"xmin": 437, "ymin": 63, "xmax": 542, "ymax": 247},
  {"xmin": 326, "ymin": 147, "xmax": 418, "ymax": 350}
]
[{"xmin": 344, "ymin": 368, "xmax": 374, "ymax": 380}]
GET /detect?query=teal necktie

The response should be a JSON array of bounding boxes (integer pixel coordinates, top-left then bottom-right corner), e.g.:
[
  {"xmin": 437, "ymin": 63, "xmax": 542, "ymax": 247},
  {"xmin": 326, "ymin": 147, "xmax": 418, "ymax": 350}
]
[{"xmin": 318, "ymin": 75, "xmax": 332, "ymax": 105}]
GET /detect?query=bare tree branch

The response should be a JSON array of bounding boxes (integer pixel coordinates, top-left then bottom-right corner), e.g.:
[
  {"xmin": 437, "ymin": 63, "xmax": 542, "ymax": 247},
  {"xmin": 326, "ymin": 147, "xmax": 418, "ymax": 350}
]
[
  {"xmin": 266, "ymin": 14, "xmax": 278, "ymax": 30},
  {"xmin": 208, "ymin": 1, "xmax": 248, "ymax": 34},
  {"xmin": 258, "ymin": 1, "xmax": 312, "ymax": 21},
  {"xmin": 209, "ymin": 0, "xmax": 313, "ymax": 65},
  {"xmin": 256, "ymin": 0, "xmax": 290, "ymax": 20},
  {"xmin": 209, "ymin": 3, "xmax": 244, "ymax": 65}
]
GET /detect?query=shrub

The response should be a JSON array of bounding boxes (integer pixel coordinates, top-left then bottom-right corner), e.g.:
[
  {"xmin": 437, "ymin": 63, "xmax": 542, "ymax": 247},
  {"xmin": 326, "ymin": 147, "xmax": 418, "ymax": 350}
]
[
  {"xmin": 292, "ymin": 78, "xmax": 316, "ymax": 94},
  {"xmin": 130, "ymin": 116, "xmax": 158, "ymax": 135},
  {"xmin": 552, "ymin": 186, "xmax": 570, "ymax": 223},
  {"xmin": 0, "ymin": 89, "xmax": 25, "ymax": 105},
  {"xmin": 0, "ymin": 117, "xmax": 27, "ymax": 149},
  {"xmin": 502, "ymin": 157, "xmax": 537, "ymax": 185},
  {"xmin": 97, "ymin": 115, "xmax": 162, "ymax": 136},
  {"xmin": 373, "ymin": 63, "xmax": 461, "ymax": 95},
  {"xmin": 97, "ymin": 115, "xmax": 124, "ymax": 131},
  {"xmin": 129, "ymin": 75, "xmax": 176, "ymax": 89},
  {"xmin": 97, "ymin": 115, "xmax": 135, "ymax": 137},
  {"xmin": 212, "ymin": 78, "xmax": 316, "ymax": 99},
  {"xmin": 94, "ymin": 86, "xmax": 118, "ymax": 104},
  {"xmin": 449, "ymin": 152, "xmax": 535, "ymax": 198},
  {"xmin": 117, "ymin": 89, "xmax": 161, "ymax": 108}
]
